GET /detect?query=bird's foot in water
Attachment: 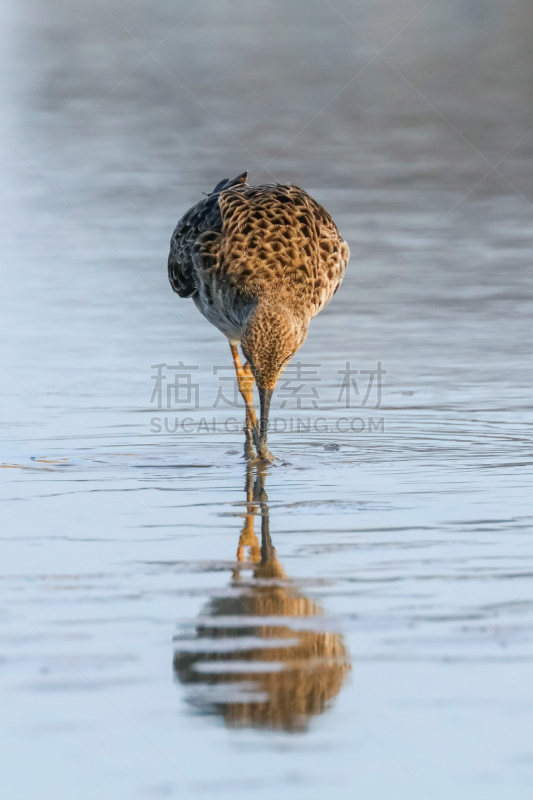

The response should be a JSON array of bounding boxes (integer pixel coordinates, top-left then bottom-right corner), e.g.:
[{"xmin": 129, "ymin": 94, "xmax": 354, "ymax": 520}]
[
  {"xmin": 243, "ymin": 427, "xmax": 256, "ymax": 460},
  {"xmin": 242, "ymin": 430, "xmax": 275, "ymax": 463},
  {"xmin": 246, "ymin": 451, "xmax": 276, "ymax": 465},
  {"xmin": 257, "ymin": 449, "xmax": 275, "ymax": 464},
  {"xmin": 251, "ymin": 429, "xmax": 275, "ymax": 464},
  {"xmin": 247, "ymin": 447, "xmax": 275, "ymax": 465}
]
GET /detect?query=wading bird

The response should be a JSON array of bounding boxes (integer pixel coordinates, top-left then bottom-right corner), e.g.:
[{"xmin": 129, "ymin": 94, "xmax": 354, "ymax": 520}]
[{"xmin": 168, "ymin": 172, "xmax": 349, "ymax": 460}]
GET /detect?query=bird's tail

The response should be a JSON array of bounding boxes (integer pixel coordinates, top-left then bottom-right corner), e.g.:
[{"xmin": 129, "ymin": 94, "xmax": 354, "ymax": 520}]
[{"xmin": 211, "ymin": 171, "xmax": 248, "ymax": 194}]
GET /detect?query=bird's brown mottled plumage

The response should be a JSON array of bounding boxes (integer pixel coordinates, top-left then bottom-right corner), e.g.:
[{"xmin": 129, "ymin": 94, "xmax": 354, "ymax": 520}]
[
  {"xmin": 168, "ymin": 171, "xmax": 350, "ymax": 458},
  {"xmin": 169, "ymin": 171, "xmax": 348, "ymax": 329}
]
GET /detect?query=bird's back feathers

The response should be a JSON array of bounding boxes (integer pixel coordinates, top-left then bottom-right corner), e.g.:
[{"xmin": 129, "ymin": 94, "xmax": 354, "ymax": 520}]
[{"xmin": 168, "ymin": 172, "xmax": 349, "ymax": 320}]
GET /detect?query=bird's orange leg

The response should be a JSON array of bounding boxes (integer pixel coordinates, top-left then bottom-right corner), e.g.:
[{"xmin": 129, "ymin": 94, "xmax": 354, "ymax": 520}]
[{"xmin": 230, "ymin": 344, "xmax": 258, "ymax": 459}]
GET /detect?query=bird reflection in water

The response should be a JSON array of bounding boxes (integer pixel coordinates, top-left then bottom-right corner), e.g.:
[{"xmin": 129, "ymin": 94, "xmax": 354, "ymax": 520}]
[{"xmin": 173, "ymin": 465, "xmax": 351, "ymax": 732}]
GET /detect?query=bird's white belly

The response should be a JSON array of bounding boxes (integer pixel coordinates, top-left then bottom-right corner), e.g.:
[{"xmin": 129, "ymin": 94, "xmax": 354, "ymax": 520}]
[{"xmin": 193, "ymin": 287, "xmax": 245, "ymax": 345}]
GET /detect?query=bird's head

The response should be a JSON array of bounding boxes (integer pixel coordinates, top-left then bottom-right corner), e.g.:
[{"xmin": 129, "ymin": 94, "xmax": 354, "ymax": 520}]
[
  {"xmin": 241, "ymin": 302, "xmax": 307, "ymax": 390},
  {"xmin": 241, "ymin": 302, "xmax": 307, "ymax": 459}
]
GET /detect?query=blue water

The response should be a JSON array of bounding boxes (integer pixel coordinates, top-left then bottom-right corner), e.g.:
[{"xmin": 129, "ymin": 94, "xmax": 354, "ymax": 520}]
[{"xmin": 1, "ymin": 1, "xmax": 533, "ymax": 798}]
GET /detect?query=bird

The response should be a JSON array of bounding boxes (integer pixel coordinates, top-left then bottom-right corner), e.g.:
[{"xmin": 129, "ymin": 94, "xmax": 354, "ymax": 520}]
[{"xmin": 168, "ymin": 171, "xmax": 350, "ymax": 461}]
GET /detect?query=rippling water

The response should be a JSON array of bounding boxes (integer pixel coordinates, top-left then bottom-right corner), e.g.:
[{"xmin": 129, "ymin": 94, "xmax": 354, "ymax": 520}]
[{"xmin": 1, "ymin": 0, "xmax": 533, "ymax": 798}]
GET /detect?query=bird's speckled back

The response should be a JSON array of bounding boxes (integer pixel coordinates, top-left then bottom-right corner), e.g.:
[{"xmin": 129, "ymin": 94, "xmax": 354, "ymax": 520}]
[{"xmin": 168, "ymin": 173, "xmax": 349, "ymax": 323}]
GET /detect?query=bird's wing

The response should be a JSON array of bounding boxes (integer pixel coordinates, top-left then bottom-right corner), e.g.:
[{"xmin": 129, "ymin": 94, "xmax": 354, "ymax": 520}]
[
  {"xmin": 168, "ymin": 172, "xmax": 248, "ymax": 298},
  {"xmin": 309, "ymin": 192, "xmax": 350, "ymax": 309}
]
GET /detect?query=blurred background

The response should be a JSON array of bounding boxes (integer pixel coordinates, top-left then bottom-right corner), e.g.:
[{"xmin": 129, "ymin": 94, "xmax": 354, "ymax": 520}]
[{"xmin": 1, "ymin": 1, "xmax": 533, "ymax": 799}]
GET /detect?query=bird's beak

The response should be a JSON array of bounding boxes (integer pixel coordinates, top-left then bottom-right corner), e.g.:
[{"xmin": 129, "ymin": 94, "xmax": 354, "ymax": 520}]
[{"xmin": 254, "ymin": 387, "xmax": 273, "ymax": 461}]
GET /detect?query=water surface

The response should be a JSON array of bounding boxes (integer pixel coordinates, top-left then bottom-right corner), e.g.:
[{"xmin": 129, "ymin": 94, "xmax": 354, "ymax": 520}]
[{"xmin": 1, "ymin": 1, "xmax": 533, "ymax": 798}]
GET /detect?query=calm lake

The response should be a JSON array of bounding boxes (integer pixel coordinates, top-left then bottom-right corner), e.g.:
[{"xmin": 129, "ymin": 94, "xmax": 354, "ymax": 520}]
[{"xmin": 1, "ymin": 0, "xmax": 533, "ymax": 798}]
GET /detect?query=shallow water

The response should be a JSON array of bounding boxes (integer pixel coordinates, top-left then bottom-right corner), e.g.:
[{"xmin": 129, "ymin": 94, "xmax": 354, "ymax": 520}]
[{"xmin": 1, "ymin": 0, "xmax": 533, "ymax": 798}]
